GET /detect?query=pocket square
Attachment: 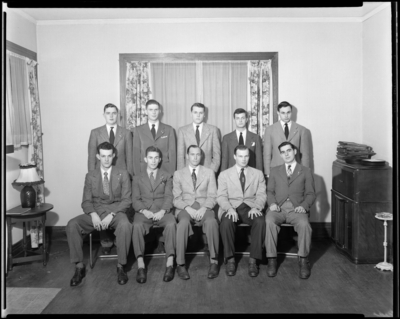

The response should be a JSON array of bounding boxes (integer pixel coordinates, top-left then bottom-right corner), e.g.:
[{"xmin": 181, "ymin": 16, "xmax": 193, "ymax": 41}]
[
  {"xmin": 161, "ymin": 136, "xmax": 168, "ymax": 138},
  {"xmin": 252, "ymin": 142, "xmax": 255, "ymax": 146}
]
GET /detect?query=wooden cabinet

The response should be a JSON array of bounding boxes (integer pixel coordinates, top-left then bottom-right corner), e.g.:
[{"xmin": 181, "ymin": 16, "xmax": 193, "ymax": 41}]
[{"xmin": 331, "ymin": 161, "xmax": 392, "ymax": 264}]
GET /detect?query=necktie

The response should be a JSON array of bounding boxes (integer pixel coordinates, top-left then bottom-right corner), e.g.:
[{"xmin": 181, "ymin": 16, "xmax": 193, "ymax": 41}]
[
  {"xmin": 151, "ymin": 124, "xmax": 156, "ymax": 139},
  {"xmin": 103, "ymin": 172, "xmax": 110, "ymax": 195},
  {"xmin": 239, "ymin": 132, "xmax": 244, "ymax": 145},
  {"xmin": 195, "ymin": 125, "xmax": 200, "ymax": 146},
  {"xmin": 287, "ymin": 165, "xmax": 292, "ymax": 179},
  {"xmin": 150, "ymin": 172, "xmax": 155, "ymax": 189},
  {"xmin": 192, "ymin": 169, "xmax": 197, "ymax": 189},
  {"xmin": 110, "ymin": 127, "xmax": 115, "ymax": 145},
  {"xmin": 240, "ymin": 168, "xmax": 245, "ymax": 193},
  {"xmin": 284, "ymin": 123, "xmax": 289, "ymax": 140}
]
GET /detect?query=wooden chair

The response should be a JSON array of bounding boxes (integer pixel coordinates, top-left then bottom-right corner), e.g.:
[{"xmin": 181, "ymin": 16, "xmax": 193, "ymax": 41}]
[{"xmin": 89, "ymin": 231, "xmax": 118, "ymax": 269}]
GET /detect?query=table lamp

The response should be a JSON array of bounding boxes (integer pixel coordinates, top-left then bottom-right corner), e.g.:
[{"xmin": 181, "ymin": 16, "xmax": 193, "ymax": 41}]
[{"xmin": 12, "ymin": 164, "xmax": 45, "ymax": 208}]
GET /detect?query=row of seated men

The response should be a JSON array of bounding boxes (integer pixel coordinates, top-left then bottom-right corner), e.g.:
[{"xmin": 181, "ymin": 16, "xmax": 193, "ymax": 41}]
[{"xmin": 66, "ymin": 139, "xmax": 316, "ymax": 286}]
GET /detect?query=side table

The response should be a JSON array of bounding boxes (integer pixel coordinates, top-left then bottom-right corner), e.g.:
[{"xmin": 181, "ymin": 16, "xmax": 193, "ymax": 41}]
[{"xmin": 6, "ymin": 203, "xmax": 54, "ymax": 271}]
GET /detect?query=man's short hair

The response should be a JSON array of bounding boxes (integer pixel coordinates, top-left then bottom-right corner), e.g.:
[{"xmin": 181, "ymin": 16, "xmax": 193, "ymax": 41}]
[
  {"xmin": 233, "ymin": 108, "xmax": 248, "ymax": 119},
  {"xmin": 191, "ymin": 102, "xmax": 205, "ymax": 112},
  {"xmin": 187, "ymin": 145, "xmax": 201, "ymax": 154},
  {"xmin": 145, "ymin": 145, "xmax": 162, "ymax": 157},
  {"xmin": 277, "ymin": 101, "xmax": 293, "ymax": 111},
  {"xmin": 97, "ymin": 141, "xmax": 115, "ymax": 154},
  {"xmin": 146, "ymin": 99, "xmax": 160, "ymax": 109},
  {"xmin": 104, "ymin": 103, "xmax": 119, "ymax": 113},
  {"xmin": 278, "ymin": 141, "xmax": 295, "ymax": 152},
  {"xmin": 234, "ymin": 144, "xmax": 250, "ymax": 155}
]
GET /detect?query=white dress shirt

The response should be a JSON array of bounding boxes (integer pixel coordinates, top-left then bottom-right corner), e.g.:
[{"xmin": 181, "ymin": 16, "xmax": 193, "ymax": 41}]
[
  {"xmin": 148, "ymin": 120, "xmax": 160, "ymax": 133},
  {"xmin": 236, "ymin": 129, "xmax": 247, "ymax": 144},
  {"xmin": 280, "ymin": 120, "xmax": 292, "ymax": 133},
  {"xmin": 106, "ymin": 124, "xmax": 117, "ymax": 137},
  {"xmin": 192, "ymin": 122, "xmax": 204, "ymax": 137}
]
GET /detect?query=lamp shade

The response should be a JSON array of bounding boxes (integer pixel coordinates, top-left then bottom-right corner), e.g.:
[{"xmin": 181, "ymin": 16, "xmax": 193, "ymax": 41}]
[{"xmin": 13, "ymin": 164, "xmax": 44, "ymax": 186}]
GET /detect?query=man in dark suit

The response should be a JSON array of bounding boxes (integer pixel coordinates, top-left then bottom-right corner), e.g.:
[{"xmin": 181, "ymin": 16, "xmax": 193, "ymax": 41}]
[
  {"xmin": 217, "ymin": 145, "xmax": 267, "ymax": 278},
  {"xmin": 132, "ymin": 99, "xmax": 177, "ymax": 176},
  {"xmin": 173, "ymin": 145, "xmax": 220, "ymax": 280},
  {"xmin": 132, "ymin": 146, "xmax": 176, "ymax": 284},
  {"xmin": 87, "ymin": 103, "xmax": 133, "ymax": 253},
  {"xmin": 263, "ymin": 101, "xmax": 311, "ymax": 177},
  {"xmin": 265, "ymin": 141, "xmax": 316, "ymax": 279},
  {"xmin": 177, "ymin": 103, "xmax": 221, "ymax": 173},
  {"xmin": 221, "ymin": 108, "xmax": 263, "ymax": 172},
  {"xmin": 66, "ymin": 142, "xmax": 133, "ymax": 286}
]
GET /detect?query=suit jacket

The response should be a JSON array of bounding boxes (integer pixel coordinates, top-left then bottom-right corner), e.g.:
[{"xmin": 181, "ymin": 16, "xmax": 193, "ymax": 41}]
[
  {"xmin": 177, "ymin": 123, "xmax": 221, "ymax": 173},
  {"xmin": 267, "ymin": 163, "xmax": 316, "ymax": 211},
  {"xmin": 132, "ymin": 122, "xmax": 176, "ymax": 176},
  {"xmin": 81, "ymin": 167, "xmax": 132, "ymax": 218},
  {"xmin": 263, "ymin": 121, "xmax": 311, "ymax": 176},
  {"xmin": 173, "ymin": 165, "xmax": 217, "ymax": 216},
  {"xmin": 217, "ymin": 166, "xmax": 267, "ymax": 220},
  {"xmin": 88, "ymin": 125, "xmax": 133, "ymax": 177},
  {"xmin": 132, "ymin": 169, "xmax": 173, "ymax": 213},
  {"xmin": 221, "ymin": 130, "xmax": 263, "ymax": 172}
]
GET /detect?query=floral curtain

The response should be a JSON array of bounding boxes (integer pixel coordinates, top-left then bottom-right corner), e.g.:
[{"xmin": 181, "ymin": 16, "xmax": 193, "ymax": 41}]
[
  {"xmin": 125, "ymin": 62, "xmax": 152, "ymax": 130},
  {"xmin": 247, "ymin": 60, "xmax": 273, "ymax": 139}
]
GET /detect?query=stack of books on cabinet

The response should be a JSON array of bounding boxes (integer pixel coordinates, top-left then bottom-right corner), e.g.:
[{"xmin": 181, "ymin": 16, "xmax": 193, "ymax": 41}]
[{"xmin": 336, "ymin": 141, "xmax": 375, "ymax": 164}]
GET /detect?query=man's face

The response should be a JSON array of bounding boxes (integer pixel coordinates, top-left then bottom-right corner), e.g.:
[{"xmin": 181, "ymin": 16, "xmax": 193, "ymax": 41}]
[
  {"xmin": 277, "ymin": 106, "xmax": 292, "ymax": 123},
  {"xmin": 234, "ymin": 113, "xmax": 248, "ymax": 129},
  {"xmin": 234, "ymin": 149, "xmax": 250, "ymax": 168},
  {"xmin": 191, "ymin": 106, "xmax": 205, "ymax": 125},
  {"xmin": 96, "ymin": 149, "xmax": 115, "ymax": 170},
  {"xmin": 144, "ymin": 151, "xmax": 161, "ymax": 170},
  {"xmin": 187, "ymin": 147, "xmax": 201, "ymax": 167},
  {"xmin": 146, "ymin": 103, "xmax": 160, "ymax": 122},
  {"xmin": 279, "ymin": 144, "xmax": 297, "ymax": 163},
  {"xmin": 104, "ymin": 107, "xmax": 118, "ymax": 125}
]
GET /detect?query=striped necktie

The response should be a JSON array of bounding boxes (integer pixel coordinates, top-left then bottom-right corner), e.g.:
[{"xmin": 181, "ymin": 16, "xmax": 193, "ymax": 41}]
[
  {"xmin": 287, "ymin": 165, "xmax": 292, "ymax": 180},
  {"xmin": 103, "ymin": 172, "xmax": 110, "ymax": 195}
]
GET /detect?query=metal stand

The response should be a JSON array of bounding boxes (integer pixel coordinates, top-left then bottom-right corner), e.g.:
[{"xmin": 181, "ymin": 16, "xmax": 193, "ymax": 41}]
[{"xmin": 374, "ymin": 213, "xmax": 393, "ymax": 272}]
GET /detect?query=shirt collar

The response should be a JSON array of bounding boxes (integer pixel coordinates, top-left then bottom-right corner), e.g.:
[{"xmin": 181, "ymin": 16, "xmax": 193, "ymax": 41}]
[
  {"xmin": 189, "ymin": 165, "xmax": 199, "ymax": 175},
  {"xmin": 236, "ymin": 129, "xmax": 247, "ymax": 140},
  {"xmin": 193, "ymin": 122, "xmax": 203, "ymax": 131},
  {"xmin": 147, "ymin": 168, "xmax": 158, "ymax": 178},
  {"xmin": 235, "ymin": 165, "xmax": 247, "ymax": 175},
  {"xmin": 148, "ymin": 120, "xmax": 159, "ymax": 130},
  {"xmin": 106, "ymin": 124, "xmax": 117, "ymax": 134},
  {"xmin": 280, "ymin": 120, "xmax": 291, "ymax": 129},
  {"xmin": 101, "ymin": 166, "xmax": 112, "ymax": 178},
  {"xmin": 285, "ymin": 161, "xmax": 297, "ymax": 171}
]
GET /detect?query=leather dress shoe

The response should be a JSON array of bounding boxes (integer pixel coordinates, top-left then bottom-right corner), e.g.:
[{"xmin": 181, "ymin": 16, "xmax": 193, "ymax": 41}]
[
  {"xmin": 136, "ymin": 267, "xmax": 147, "ymax": 284},
  {"xmin": 225, "ymin": 260, "xmax": 236, "ymax": 276},
  {"xmin": 267, "ymin": 258, "xmax": 278, "ymax": 277},
  {"xmin": 70, "ymin": 265, "xmax": 86, "ymax": 286},
  {"xmin": 208, "ymin": 263, "xmax": 219, "ymax": 279},
  {"xmin": 117, "ymin": 266, "xmax": 128, "ymax": 285},
  {"xmin": 163, "ymin": 266, "xmax": 175, "ymax": 282},
  {"xmin": 248, "ymin": 261, "xmax": 259, "ymax": 277},
  {"xmin": 299, "ymin": 257, "xmax": 311, "ymax": 279},
  {"xmin": 177, "ymin": 265, "xmax": 190, "ymax": 280},
  {"xmin": 102, "ymin": 247, "xmax": 112, "ymax": 255}
]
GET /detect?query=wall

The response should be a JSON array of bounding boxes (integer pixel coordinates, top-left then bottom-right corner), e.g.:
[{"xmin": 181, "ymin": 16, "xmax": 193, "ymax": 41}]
[{"xmin": 362, "ymin": 6, "xmax": 392, "ymax": 165}]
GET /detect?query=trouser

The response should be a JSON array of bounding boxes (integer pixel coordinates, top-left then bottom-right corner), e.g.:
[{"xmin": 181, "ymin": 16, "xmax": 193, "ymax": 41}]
[
  {"xmin": 265, "ymin": 200, "xmax": 312, "ymax": 258},
  {"xmin": 176, "ymin": 202, "xmax": 219, "ymax": 265},
  {"xmin": 220, "ymin": 202, "xmax": 265, "ymax": 260},
  {"xmin": 132, "ymin": 212, "xmax": 176, "ymax": 258},
  {"xmin": 66, "ymin": 212, "xmax": 132, "ymax": 265}
]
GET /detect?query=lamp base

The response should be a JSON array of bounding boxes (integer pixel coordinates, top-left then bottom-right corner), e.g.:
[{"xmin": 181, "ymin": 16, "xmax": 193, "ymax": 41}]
[
  {"xmin": 21, "ymin": 185, "xmax": 37, "ymax": 208},
  {"xmin": 375, "ymin": 262, "xmax": 393, "ymax": 272}
]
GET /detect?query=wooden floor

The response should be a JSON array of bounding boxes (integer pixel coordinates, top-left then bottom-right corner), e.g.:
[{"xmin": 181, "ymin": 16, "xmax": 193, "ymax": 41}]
[{"xmin": 5, "ymin": 230, "xmax": 394, "ymax": 315}]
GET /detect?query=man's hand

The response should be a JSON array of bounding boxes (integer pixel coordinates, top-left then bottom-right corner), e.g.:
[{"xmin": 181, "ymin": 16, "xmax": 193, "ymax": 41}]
[
  {"xmin": 101, "ymin": 213, "xmax": 113, "ymax": 229},
  {"xmin": 226, "ymin": 208, "xmax": 239, "ymax": 222},
  {"xmin": 248, "ymin": 208, "xmax": 262, "ymax": 219},
  {"xmin": 90, "ymin": 212, "xmax": 102, "ymax": 231},
  {"xmin": 153, "ymin": 210, "xmax": 166, "ymax": 221},
  {"xmin": 294, "ymin": 206, "xmax": 306, "ymax": 214},
  {"xmin": 143, "ymin": 209, "xmax": 154, "ymax": 220},
  {"xmin": 270, "ymin": 203, "xmax": 281, "ymax": 212},
  {"xmin": 185, "ymin": 206, "xmax": 197, "ymax": 220},
  {"xmin": 195, "ymin": 207, "xmax": 207, "ymax": 222}
]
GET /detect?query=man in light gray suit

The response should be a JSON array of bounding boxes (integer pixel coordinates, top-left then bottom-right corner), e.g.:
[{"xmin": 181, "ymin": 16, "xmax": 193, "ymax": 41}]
[
  {"xmin": 173, "ymin": 145, "xmax": 220, "ymax": 280},
  {"xmin": 177, "ymin": 103, "xmax": 221, "ymax": 173},
  {"xmin": 263, "ymin": 101, "xmax": 311, "ymax": 177}
]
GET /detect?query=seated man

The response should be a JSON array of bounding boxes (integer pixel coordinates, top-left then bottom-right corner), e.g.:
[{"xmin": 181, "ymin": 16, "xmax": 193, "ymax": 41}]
[
  {"xmin": 173, "ymin": 145, "xmax": 220, "ymax": 280},
  {"xmin": 132, "ymin": 146, "xmax": 176, "ymax": 284},
  {"xmin": 66, "ymin": 142, "xmax": 133, "ymax": 286},
  {"xmin": 217, "ymin": 145, "xmax": 266, "ymax": 278},
  {"xmin": 265, "ymin": 141, "xmax": 316, "ymax": 279}
]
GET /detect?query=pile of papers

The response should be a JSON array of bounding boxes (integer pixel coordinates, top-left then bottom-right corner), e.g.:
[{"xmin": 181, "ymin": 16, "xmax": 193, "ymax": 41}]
[{"xmin": 336, "ymin": 141, "xmax": 375, "ymax": 163}]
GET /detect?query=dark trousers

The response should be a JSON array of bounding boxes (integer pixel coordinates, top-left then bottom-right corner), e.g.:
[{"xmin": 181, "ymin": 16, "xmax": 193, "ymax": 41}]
[
  {"xmin": 66, "ymin": 212, "xmax": 132, "ymax": 265},
  {"xmin": 220, "ymin": 203, "xmax": 265, "ymax": 260}
]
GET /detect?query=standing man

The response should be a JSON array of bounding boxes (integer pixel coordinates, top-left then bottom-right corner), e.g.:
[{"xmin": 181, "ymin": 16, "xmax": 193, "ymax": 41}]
[
  {"xmin": 177, "ymin": 103, "xmax": 221, "ymax": 173},
  {"xmin": 132, "ymin": 146, "xmax": 176, "ymax": 284},
  {"xmin": 265, "ymin": 142, "xmax": 316, "ymax": 279},
  {"xmin": 221, "ymin": 108, "xmax": 263, "ymax": 172},
  {"xmin": 217, "ymin": 145, "xmax": 266, "ymax": 278},
  {"xmin": 88, "ymin": 103, "xmax": 133, "ymax": 253},
  {"xmin": 66, "ymin": 142, "xmax": 133, "ymax": 286},
  {"xmin": 173, "ymin": 145, "xmax": 220, "ymax": 280},
  {"xmin": 132, "ymin": 99, "xmax": 177, "ymax": 176},
  {"xmin": 263, "ymin": 101, "xmax": 311, "ymax": 177}
]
